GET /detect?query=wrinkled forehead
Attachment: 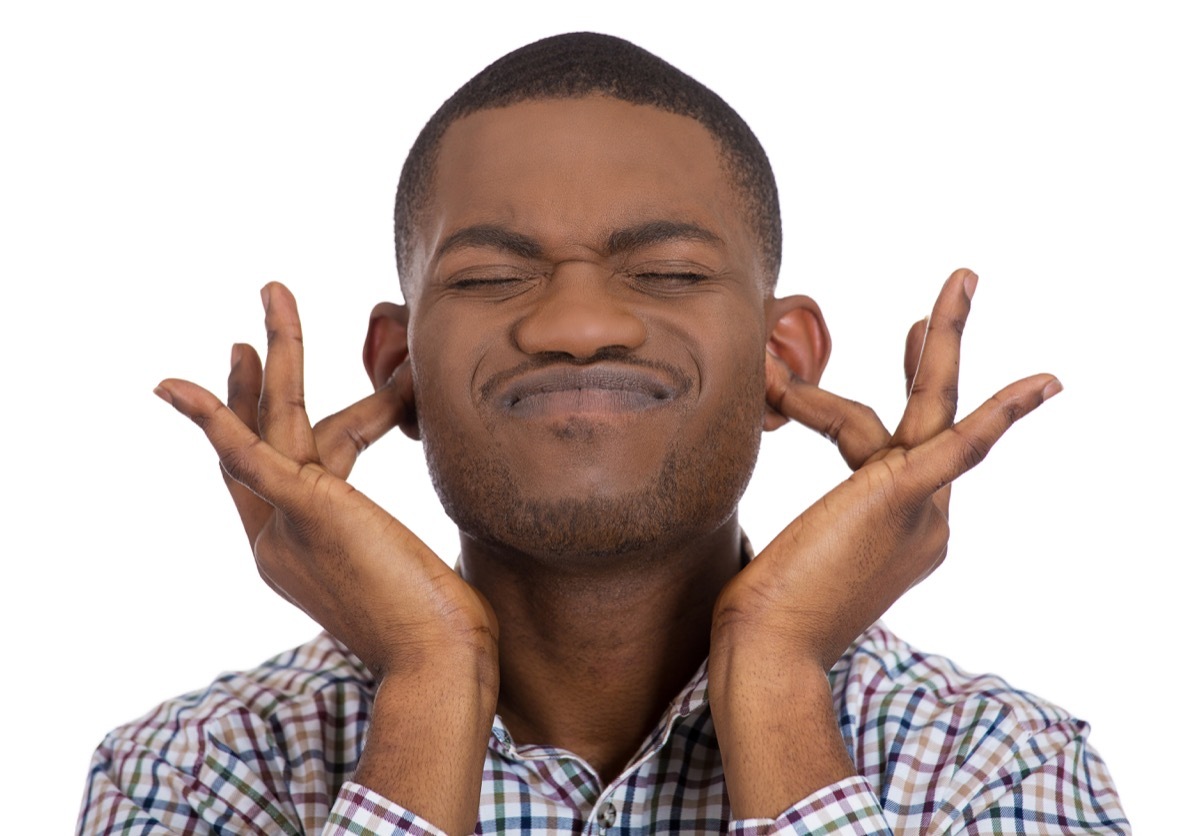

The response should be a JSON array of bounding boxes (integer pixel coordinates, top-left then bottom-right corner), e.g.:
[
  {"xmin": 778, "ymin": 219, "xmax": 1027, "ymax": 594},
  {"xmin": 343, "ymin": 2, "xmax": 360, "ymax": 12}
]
[{"xmin": 405, "ymin": 96, "xmax": 761, "ymax": 292}]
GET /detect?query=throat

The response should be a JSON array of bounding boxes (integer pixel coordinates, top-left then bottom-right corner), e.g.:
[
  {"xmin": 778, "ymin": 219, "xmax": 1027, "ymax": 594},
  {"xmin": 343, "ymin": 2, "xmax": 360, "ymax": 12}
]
[
  {"xmin": 460, "ymin": 520, "xmax": 745, "ymax": 785},
  {"xmin": 498, "ymin": 616, "xmax": 708, "ymax": 785}
]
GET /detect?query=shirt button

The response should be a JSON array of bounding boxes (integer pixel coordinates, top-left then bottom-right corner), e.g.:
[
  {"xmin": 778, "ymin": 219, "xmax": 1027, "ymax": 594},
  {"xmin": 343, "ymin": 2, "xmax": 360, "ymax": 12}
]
[{"xmin": 598, "ymin": 801, "xmax": 617, "ymax": 829}]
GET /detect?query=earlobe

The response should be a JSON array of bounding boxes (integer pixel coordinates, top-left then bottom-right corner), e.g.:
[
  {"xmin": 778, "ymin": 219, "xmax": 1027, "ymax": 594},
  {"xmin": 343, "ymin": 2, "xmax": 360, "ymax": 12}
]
[
  {"xmin": 363, "ymin": 302, "xmax": 420, "ymax": 440},
  {"xmin": 763, "ymin": 294, "xmax": 832, "ymax": 432}
]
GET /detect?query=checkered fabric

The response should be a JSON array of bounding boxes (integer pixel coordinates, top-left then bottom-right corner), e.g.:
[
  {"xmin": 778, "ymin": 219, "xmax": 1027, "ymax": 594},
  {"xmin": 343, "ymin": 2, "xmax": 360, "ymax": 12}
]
[{"xmin": 78, "ymin": 625, "xmax": 1127, "ymax": 834}]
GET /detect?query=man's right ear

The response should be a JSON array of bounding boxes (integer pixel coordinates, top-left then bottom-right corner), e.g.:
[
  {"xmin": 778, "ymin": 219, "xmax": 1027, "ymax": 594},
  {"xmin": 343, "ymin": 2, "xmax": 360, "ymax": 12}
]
[{"xmin": 363, "ymin": 302, "xmax": 420, "ymax": 440}]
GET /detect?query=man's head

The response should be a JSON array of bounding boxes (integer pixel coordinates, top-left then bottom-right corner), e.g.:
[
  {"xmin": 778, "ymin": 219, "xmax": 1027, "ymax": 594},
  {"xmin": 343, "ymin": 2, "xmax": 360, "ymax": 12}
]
[
  {"xmin": 393, "ymin": 32, "xmax": 783, "ymax": 299},
  {"xmin": 365, "ymin": 34, "xmax": 831, "ymax": 565}
]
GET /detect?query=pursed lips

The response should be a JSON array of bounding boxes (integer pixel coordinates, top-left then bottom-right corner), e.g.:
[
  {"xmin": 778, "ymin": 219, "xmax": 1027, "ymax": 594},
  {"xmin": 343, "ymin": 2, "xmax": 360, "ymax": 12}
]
[{"xmin": 492, "ymin": 364, "xmax": 688, "ymax": 418}]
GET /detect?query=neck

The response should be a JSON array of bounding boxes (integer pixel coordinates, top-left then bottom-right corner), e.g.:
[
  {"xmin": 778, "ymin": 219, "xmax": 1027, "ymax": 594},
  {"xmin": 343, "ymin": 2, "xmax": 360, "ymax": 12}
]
[{"xmin": 458, "ymin": 516, "xmax": 744, "ymax": 785}]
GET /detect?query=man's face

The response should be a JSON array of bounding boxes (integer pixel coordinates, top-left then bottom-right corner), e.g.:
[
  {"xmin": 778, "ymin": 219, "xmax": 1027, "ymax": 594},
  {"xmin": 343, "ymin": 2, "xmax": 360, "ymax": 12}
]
[{"xmin": 405, "ymin": 96, "xmax": 770, "ymax": 561}]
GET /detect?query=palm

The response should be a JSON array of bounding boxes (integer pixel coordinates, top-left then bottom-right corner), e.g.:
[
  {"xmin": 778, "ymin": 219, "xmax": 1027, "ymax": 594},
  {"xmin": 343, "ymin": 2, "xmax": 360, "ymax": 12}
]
[
  {"xmin": 714, "ymin": 270, "xmax": 1059, "ymax": 671},
  {"xmin": 156, "ymin": 282, "xmax": 497, "ymax": 678}
]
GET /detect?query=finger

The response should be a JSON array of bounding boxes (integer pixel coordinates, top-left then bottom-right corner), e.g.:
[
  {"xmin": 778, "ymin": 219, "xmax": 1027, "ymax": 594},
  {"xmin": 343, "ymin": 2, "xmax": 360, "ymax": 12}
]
[
  {"xmin": 227, "ymin": 343, "xmax": 263, "ymax": 432},
  {"xmin": 892, "ymin": 269, "xmax": 977, "ymax": 447},
  {"xmin": 766, "ymin": 355, "xmax": 891, "ymax": 469},
  {"xmin": 902, "ymin": 373, "xmax": 1062, "ymax": 499},
  {"xmin": 904, "ymin": 318, "xmax": 927, "ymax": 398},
  {"xmin": 258, "ymin": 282, "xmax": 319, "ymax": 462},
  {"xmin": 156, "ymin": 377, "xmax": 327, "ymax": 517},
  {"xmin": 224, "ymin": 343, "xmax": 272, "ymax": 547},
  {"xmin": 313, "ymin": 374, "xmax": 407, "ymax": 479}
]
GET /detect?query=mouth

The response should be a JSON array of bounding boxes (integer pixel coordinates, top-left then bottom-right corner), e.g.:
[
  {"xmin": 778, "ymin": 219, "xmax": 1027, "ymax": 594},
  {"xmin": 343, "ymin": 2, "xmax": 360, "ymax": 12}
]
[{"xmin": 493, "ymin": 364, "xmax": 687, "ymax": 419}]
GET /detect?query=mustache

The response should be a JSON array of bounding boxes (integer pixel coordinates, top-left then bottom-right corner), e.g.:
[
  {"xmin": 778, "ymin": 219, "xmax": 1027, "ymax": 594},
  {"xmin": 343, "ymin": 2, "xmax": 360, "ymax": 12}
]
[{"xmin": 479, "ymin": 349, "xmax": 694, "ymax": 405}]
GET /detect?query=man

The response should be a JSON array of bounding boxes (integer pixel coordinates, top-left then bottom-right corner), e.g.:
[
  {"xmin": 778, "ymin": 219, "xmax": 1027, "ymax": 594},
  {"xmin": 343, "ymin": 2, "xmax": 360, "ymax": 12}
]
[{"xmin": 78, "ymin": 33, "xmax": 1126, "ymax": 834}]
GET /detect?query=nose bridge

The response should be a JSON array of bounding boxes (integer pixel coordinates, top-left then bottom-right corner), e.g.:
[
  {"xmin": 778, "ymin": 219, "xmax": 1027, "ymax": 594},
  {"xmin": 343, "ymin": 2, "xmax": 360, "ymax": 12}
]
[{"xmin": 513, "ymin": 262, "xmax": 647, "ymax": 358}]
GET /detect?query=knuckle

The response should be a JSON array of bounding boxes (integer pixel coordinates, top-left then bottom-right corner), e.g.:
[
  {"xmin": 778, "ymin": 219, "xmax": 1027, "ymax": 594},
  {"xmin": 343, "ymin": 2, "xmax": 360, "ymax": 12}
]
[
  {"xmin": 848, "ymin": 399, "xmax": 879, "ymax": 424},
  {"xmin": 822, "ymin": 413, "xmax": 847, "ymax": 443},
  {"xmin": 949, "ymin": 424, "xmax": 988, "ymax": 469},
  {"xmin": 220, "ymin": 435, "xmax": 266, "ymax": 484},
  {"xmin": 1003, "ymin": 401, "xmax": 1024, "ymax": 425},
  {"xmin": 258, "ymin": 392, "xmax": 307, "ymax": 417},
  {"xmin": 344, "ymin": 426, "xmax": 370, "ymax": 455},
  {"xmin": 988, "ymin": 392, "xmax": 1026, "ymax": 426},
  {"xmin": 939, "ymin": 383, "xmax": 960, "ymax": 413}
]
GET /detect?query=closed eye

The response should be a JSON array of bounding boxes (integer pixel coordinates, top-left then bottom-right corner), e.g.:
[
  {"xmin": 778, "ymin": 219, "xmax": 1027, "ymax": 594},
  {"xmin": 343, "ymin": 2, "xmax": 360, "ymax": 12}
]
[
  {"xmin": 633, "ymin": 272, "xmax": 708, "ymax": 282},
  {"xmin": 449, "ymin": 276, "xmax": 523, "ymax": 289}
]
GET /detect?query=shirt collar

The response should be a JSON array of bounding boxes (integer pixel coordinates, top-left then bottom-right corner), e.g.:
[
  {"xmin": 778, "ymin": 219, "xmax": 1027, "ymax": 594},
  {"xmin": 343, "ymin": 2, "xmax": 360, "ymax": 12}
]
[{"xmin": 488, "ymin": 532, "xmax": 753, "ymax": 767}]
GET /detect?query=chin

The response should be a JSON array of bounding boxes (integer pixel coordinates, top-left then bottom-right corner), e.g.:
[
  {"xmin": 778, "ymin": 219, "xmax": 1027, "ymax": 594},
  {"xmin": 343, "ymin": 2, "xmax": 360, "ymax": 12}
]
[{"xmin": 426, "ymin": 424, "xmax": 761, "ymax": 564}]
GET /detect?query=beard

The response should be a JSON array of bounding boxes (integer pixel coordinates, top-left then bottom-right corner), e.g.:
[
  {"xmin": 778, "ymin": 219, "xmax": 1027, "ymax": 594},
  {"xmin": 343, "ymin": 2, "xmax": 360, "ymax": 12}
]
[{"xmin": 417, "ymin": 368, "xmax": 765, "ymax": 563}]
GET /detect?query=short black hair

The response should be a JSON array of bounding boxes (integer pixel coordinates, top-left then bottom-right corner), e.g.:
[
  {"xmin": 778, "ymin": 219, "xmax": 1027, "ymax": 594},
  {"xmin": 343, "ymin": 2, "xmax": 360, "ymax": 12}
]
[{"xmin": 393, "ymin": 32, "xmax": 781, "ymax": 296}]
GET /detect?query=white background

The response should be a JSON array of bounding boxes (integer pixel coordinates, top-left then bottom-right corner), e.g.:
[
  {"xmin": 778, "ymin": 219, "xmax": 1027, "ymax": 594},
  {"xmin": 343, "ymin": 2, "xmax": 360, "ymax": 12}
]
[{"xmin": 2, "ymin": 2, "xmax": 1195, "ymax": 832}]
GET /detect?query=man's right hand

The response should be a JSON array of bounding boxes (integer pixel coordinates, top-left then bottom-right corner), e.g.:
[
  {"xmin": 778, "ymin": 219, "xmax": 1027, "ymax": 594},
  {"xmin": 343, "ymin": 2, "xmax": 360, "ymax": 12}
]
[{"xmin": 154, "ymin": 282, "xmax": 495, "ymax": 834}]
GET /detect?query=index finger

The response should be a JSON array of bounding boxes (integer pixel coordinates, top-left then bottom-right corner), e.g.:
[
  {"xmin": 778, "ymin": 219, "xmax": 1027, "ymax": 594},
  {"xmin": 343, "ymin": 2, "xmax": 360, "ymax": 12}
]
[
  {"xmin": 313, "ymin": 373, "xmax": 409, "ymax": 479},
  {"xmin": 766, "ymin": 355, "xmax": 890, "ymax": 469}
]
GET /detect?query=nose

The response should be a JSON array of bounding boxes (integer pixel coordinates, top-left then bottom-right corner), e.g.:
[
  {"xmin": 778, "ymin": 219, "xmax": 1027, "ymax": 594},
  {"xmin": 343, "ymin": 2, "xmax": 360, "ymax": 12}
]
[{"xmin": 512, "ymin": 264, "xmax": 647, "ymax": 358}]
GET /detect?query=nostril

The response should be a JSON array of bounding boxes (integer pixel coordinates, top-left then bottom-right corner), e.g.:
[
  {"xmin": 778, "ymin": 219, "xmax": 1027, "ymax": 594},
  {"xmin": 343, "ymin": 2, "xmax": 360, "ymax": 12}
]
[{"xmin": 512, "ymin": 284, "xmax": 648, "ymax": 358}]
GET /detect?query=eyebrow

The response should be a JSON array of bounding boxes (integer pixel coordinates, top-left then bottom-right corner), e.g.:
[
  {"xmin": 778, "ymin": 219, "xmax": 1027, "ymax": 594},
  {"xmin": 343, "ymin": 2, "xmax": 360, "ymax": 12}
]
[
  {"xmin": 605, "ymin": 220, "xmax": 721, "ymax": 255},
  {"xmin": 435, "ymin": 225, "xmax": 544, "ymax": 261},
  {"xmin": 434, "ymin": 220, "xmax": 722, "ymax": 263}
]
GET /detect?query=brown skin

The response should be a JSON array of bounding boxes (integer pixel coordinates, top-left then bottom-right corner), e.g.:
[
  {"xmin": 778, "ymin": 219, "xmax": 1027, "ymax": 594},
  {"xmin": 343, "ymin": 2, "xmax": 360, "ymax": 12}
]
[{"xmin": 154, "ymin": 96, "xmax": 1060, "ymax": 831}]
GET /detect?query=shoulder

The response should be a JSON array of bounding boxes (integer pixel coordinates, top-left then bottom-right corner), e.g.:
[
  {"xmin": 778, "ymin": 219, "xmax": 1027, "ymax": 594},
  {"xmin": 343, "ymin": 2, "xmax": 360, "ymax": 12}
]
[
  {"xmin": 834, "ymin": 623, "xmax": 1079, "ymax": 736},
  {"xmin": 831, "ymin": 624, "xmax": 1125, "ymax": 831},
  {"xmin": 127, "ymin": 632, "xmax": 368, "ymax": 725},
  {"xmin": 80, "ymin": 633, "xmax": 377, "ymax": 833},
  {"xmin": 93, "ymin": 632, "xmax": 374, "ymax": 778}
]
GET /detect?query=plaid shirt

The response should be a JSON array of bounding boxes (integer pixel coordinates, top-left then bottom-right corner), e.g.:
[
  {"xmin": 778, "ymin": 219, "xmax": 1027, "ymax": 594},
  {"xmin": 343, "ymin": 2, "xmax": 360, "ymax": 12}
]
[{"xmin": 78, "ymin": 624, "xmax": 1127, "ymax": 834}]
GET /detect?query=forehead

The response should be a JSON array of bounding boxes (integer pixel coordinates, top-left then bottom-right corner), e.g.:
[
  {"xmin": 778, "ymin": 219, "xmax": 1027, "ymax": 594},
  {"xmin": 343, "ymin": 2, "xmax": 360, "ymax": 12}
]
[{"xmin": 411, "ymin": 96, "xmax": 756, "ymax": 276}]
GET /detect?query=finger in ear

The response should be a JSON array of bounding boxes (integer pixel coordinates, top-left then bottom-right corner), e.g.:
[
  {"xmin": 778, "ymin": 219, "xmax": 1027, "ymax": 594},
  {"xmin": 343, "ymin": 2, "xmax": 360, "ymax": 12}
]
[
  {"xmin": 362, "ymin": 302, "xmax": 420, "ymax": 440},
  {"xmin": 762, "ymin": 353, "xmax": 792, "ymax": 431},
  {"xmin": 363, "ymin": 302, "xmax": 411, "ymax": 391}
]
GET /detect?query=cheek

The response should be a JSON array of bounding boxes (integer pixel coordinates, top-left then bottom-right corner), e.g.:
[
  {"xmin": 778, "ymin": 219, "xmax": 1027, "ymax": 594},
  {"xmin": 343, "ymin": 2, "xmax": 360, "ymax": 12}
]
[
  {"xmin": 408, "ymin": 312, "xmax": 494, "ymax": 427},
  {"xmin": 675, "ymin": 305, "xmax": 767, "ymax": 418}
]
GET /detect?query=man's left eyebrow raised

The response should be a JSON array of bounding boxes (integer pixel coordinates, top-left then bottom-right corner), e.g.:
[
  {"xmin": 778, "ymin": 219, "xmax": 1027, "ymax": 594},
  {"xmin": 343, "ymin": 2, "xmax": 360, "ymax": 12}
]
[{"xmin": 435, "ymin": 225, "xmax": 544, "ymax": 261}]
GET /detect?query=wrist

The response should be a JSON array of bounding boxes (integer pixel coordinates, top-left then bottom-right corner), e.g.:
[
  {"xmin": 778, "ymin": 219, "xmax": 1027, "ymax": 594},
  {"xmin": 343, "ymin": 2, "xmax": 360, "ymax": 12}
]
[
  {"xmin": 352, "ymin": 655, "xmax": 498, "ymax": 834},
  {"xmin": 709, "ymin": 638, "xmax": 855, "ymax": 820}
]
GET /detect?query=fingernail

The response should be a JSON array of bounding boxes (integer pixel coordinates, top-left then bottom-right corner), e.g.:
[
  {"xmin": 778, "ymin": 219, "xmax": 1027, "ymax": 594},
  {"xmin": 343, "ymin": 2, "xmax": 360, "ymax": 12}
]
[
  {"xmin": 260, "ymin": 284, "xmax": 271, "ymax": 312},
  {"xmin": 1042, "ymin": 378, "xmax": 1063, "ymax": 400},
  {"xmin": 230, "ymin": 343, "xmax": 241, "ymax": 367},
  {"xmin": 153, "ymin": 384, "xmax": 174, "ymax": 405},
  {"xmin": 962, "ymin": 271, "xmax": 978, "ymax": 300}
]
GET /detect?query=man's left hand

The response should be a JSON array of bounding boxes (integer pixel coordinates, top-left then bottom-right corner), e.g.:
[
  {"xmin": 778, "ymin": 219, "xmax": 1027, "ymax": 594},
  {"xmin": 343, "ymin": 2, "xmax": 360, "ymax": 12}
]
[{"xmin": 708, "ymin": 268, "xmax": 1061, "ymax": 817}]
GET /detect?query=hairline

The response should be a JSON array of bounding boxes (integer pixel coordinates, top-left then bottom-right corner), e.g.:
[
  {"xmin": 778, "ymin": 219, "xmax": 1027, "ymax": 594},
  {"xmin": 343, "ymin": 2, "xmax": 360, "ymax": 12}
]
[{"xmin": 396, "ymin": 92, "xmax": 779, "ymax": 300}]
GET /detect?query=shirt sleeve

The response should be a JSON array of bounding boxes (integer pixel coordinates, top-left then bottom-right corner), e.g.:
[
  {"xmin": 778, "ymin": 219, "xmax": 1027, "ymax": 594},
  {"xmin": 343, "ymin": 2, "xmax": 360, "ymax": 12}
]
[
  {"xmin": 322, "ymin": 782, "xmax": 449, "ymax": 836},
  {"xmin": 726, "ymin": 719, "xmax": 1128, "ymax": 835},
  {"xmin": 727, "ymin": 777, "xmax": 892, "ymax": 835},
  {"xmin": 78, "ymin": 740, "xmax": 450, "ymax": 836}
]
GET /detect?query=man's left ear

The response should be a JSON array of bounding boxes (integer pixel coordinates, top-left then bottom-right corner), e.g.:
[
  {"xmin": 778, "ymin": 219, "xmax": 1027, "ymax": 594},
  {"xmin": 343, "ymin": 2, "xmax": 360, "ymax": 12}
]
[{"xmin": 763, "ymin": 294, "xmax": 831, "ymax": 431}]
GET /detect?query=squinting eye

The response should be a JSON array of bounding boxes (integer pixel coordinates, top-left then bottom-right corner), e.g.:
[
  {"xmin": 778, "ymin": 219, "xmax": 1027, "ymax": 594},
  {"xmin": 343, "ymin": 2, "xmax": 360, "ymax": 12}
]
[
  {"xmin": 633, "ymin": 272, "xmax": 708, "ymax": 283},
  {"xmin": 449, "ymin": 277, "xmax": 521, "ymax": 289}
]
